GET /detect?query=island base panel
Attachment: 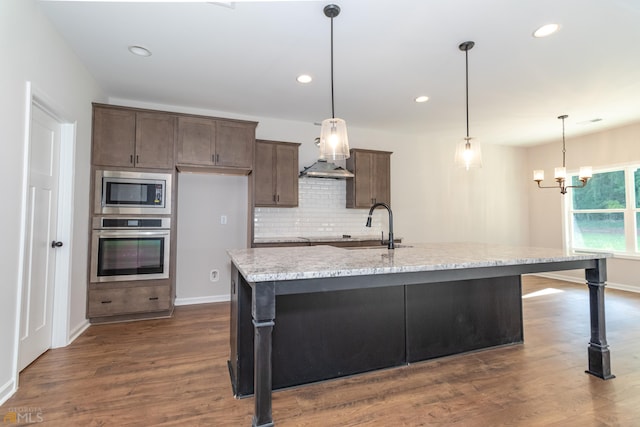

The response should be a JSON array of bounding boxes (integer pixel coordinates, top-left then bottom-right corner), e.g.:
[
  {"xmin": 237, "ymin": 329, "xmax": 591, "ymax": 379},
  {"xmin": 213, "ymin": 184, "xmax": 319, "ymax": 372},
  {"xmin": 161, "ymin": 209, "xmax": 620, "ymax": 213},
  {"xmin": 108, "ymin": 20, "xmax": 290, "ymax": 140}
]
[
  {"xmin": 231, "ymin": 274, "xmax": 406, "ymax": 397},
  {"xmin": 230, "ymin": 271, "xmax": 525, "ymax": 397},
  {"xmin": 406, "ymin": 276, "xmax": 524, "ymax": 363}
]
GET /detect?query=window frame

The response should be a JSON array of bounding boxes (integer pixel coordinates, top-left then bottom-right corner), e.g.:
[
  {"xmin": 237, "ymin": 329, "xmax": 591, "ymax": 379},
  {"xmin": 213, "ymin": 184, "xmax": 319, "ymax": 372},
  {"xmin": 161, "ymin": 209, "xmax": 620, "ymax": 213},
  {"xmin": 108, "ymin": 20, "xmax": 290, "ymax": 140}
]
[{"xmin": 563, "ymin": 164, "xmax": 640, "ymax": 259}]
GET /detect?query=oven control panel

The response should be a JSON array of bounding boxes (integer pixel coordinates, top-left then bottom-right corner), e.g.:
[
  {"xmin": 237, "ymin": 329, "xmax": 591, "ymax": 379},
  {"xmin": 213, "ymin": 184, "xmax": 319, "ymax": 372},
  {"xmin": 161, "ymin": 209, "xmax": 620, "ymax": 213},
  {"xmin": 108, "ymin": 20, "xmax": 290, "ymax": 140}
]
[{"xmin": 93, "ymin": 217, "xmax": 171, "ymax": 229}]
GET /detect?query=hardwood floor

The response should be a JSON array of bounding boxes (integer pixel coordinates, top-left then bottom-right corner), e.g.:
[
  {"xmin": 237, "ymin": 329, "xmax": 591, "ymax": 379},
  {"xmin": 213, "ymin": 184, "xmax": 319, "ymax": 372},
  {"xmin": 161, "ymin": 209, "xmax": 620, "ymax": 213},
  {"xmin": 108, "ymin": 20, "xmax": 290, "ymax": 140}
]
[{"xmin": 2, "ymin": 276, "xmax": 639, "ymax": 426}]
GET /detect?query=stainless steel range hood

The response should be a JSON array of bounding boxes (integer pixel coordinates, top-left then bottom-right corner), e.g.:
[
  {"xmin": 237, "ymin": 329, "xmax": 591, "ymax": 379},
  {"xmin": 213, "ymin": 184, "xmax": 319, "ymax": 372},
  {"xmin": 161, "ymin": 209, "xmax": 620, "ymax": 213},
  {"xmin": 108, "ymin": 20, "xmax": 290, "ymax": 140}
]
[{"xmin": 299, "ymin": 159, "xmax": 354, "ymax": 179}]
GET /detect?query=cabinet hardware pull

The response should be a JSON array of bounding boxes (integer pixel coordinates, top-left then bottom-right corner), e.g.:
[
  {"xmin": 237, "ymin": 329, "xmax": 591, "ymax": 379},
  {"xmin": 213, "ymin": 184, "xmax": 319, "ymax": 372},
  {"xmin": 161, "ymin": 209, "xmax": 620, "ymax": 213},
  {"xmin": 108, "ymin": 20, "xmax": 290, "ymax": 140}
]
[
  {"xmin": 149, "ymin": 297, "xmax": 159, "ymax": 301},
  {"xmin": 136, "ymin": 155, "xmax": 139, "ymax": 164},
  {"xmin": 277, "ymin": 194, "xmax": 280, "ymax": 202},
  {"xmin": 130, "ymin": 155, "xmax": 133, "ymax": 164},
  {"xmin": 101, "ymin": 300, "xmax": 112, "ymax": 304},
  {"xmin": 216, "ymin": 153, "xmax": 219, "ymax": 163}
]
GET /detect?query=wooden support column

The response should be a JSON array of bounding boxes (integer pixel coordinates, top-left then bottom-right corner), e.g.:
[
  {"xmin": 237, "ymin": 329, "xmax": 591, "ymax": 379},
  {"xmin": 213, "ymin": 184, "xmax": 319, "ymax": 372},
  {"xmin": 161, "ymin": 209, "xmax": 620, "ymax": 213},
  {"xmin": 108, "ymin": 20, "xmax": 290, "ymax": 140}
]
[
  {"xmin": 251, "ymin": 281, "xmax": 276, "ymax": 427},
  {"xmin": 585, "ymin": 258, "xmax": 615, "ymax": 380}
]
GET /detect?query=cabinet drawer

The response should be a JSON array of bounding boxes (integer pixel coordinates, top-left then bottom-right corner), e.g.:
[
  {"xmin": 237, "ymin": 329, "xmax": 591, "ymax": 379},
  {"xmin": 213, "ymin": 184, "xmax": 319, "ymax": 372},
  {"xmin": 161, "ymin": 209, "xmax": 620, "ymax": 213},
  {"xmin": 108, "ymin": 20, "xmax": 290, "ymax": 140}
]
[{"xmin": 88, "ymin": 285, "xmax": 171, "ymax": 317}]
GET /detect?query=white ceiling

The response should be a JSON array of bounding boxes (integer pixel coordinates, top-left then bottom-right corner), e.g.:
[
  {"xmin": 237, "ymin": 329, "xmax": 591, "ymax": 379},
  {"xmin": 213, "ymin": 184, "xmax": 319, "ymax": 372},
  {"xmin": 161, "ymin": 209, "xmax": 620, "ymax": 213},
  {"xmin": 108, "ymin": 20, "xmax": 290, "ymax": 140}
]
[{"xmin": 38, "ymin": 0, "xmax": 640, "ymax": 147}]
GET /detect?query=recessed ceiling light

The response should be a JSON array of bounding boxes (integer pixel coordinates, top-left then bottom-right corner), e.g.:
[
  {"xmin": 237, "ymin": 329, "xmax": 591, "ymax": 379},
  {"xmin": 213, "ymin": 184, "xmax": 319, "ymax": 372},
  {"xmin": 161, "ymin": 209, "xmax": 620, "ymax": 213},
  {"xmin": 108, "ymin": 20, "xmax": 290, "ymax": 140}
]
[
  {"xmin": 296, "ymin": 74, "xmax": 312, "ymax": 84},
  {"xmin": 533, "ymin": 23, "xmax": 560, "ymax": 38},
  {"xmin": 415, "ymin": 95, "xmax": 429, "ymax": 103},
  {"xmin": 128, "ymin": 45, "xmax": 152, "ymax": 57}
]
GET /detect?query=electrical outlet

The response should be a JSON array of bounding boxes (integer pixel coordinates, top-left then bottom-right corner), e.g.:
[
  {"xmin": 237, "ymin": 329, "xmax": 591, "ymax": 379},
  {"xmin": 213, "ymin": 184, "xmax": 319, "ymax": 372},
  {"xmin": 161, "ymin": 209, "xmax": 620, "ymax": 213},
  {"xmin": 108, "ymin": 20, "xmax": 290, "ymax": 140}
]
[
  {"xmin": 220, "ymin": 215, "xmax": 227, "ymax": 225},
  {"xmin": 210, "ymin": 269, "xmax": 219, "ymax": 282}
]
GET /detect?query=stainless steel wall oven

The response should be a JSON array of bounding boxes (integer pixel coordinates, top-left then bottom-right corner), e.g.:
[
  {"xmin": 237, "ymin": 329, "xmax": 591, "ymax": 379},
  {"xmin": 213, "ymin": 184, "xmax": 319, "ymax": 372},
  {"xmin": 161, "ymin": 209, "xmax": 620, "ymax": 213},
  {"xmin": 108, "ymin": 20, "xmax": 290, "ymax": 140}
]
[{"xmin": 90, "ymin": 217, "xmax": 171, "ymax": 283}]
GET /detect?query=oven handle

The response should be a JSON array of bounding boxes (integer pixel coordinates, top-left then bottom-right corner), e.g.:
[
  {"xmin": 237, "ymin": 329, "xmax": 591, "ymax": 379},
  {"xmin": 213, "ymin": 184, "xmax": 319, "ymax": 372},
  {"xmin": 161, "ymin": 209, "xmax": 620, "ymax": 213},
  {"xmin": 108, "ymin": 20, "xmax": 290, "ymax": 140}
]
[{"xmin": 93, "ymin": 229, "xmax": 170, "ymax": 237}]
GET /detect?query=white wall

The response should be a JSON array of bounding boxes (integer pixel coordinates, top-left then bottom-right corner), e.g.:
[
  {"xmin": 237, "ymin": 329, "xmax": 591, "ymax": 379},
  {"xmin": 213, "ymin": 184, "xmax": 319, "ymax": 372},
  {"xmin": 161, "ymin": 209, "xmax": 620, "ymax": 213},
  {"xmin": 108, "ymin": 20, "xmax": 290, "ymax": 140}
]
[
  {"xmin": 0, "ymin": 0, "xmax": 104, "ymax": 404},
  {"xmin": 527, "ymin": 121, "xmax": 640, "ymax": 292},
  {"xmin": 175, "ymin": 173, "xmax": 247, "ymax": 304}
]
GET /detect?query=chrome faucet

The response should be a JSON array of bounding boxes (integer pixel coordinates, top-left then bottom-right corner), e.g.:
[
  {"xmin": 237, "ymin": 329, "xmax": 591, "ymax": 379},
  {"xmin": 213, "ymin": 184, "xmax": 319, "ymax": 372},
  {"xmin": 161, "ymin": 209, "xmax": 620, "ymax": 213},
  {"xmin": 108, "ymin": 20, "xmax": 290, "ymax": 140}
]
[{"xmin": 366, "ymin": 202, "xmax": 394, "ymax": 249}]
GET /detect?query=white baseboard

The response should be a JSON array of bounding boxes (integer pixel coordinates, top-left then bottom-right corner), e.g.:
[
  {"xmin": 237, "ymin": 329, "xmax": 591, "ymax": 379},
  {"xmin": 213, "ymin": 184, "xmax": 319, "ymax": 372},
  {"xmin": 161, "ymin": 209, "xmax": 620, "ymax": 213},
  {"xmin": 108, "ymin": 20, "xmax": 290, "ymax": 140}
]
[
  {"xmin": 531, "ymin": 273, "xmax": 640, "ymax": 294},
  {"xmin": 174, "ymin": 294, "xmax": 230, "ymax": 306},
  {"xmin": 0, "ymin": 378, "xmax": 16, "ymax": 406},
  {"xmin": 65, "ymin": 320, "xmax": 90, "ymax": 346}
]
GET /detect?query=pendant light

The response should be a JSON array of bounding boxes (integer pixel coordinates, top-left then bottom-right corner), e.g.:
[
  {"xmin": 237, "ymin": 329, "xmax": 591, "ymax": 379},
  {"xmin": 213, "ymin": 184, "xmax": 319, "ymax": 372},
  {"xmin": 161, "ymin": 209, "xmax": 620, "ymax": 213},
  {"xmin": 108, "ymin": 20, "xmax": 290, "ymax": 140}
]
[
  {"xmin": 533, "ymin": 115, "xmax": 592, "ymax": 194},
  {"xmin": 318, "ymin": 4, "xmax": 350, "ymax": 161},
  {"xmin": 454, "ymin": 41, "xmax": 482, "ymax": 170}
]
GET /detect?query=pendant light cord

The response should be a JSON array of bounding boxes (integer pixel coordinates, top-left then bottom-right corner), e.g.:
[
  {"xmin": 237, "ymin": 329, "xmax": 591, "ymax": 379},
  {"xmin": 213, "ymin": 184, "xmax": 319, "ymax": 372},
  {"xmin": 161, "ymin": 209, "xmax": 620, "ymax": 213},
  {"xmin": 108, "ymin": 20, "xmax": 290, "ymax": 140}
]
[
  {"xmin": 561, "ymin": 115, "xmax": 566, "ymax": 168},
  {"xmin": 465, "ymin": 47, "xmax": 469, "ymax": 139},
  {"xmin": 330, "ymin": 15, "xmax": 335, "ymax": 119}
]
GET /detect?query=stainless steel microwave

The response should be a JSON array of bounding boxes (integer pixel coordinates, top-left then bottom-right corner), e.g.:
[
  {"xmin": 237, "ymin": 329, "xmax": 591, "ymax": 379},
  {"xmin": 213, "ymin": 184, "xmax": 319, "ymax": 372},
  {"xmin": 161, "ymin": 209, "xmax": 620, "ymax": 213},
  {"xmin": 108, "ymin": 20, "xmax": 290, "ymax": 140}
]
[{"xmin": 95, "ymin": 170, "xmax": 172, "ymax": 215}]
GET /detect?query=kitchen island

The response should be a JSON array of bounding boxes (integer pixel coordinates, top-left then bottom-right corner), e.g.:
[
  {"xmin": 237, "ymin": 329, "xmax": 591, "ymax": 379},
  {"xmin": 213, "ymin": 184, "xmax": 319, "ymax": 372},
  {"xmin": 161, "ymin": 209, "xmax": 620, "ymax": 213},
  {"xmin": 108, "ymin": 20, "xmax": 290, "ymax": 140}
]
[{"xmin": 227, "ymin": 243, "xmax": 613, "ymax": 427}]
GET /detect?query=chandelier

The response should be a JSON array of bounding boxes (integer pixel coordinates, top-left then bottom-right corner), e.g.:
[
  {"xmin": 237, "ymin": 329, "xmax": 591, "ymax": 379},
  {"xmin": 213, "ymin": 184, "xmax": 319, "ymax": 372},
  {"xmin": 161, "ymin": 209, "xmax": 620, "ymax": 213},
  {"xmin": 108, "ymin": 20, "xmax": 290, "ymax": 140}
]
[{"xmin": 533, "ymin": 115, "xmax": 592, "ymax": 194}]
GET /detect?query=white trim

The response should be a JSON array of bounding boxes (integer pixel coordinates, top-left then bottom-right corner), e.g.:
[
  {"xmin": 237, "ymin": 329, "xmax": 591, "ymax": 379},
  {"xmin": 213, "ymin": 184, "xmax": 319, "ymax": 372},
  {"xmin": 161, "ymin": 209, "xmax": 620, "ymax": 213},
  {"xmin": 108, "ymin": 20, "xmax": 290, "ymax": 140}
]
[
  {"xmin": 531, "ymin": 272, "xmax": 640, "ymax": 294},
  {"xmin": 51, "ymin": 122, "xmax": 76, "ymax": 348},
  {"xmin": 13, "ymin": 81, "xmax": 35, "ymax": 393},
  {"xmin": 65, "ymin": 320, "xmax": 91, "ymax": 347},
  {"xmin": 0, "ymin": 378, "xmax": 17, "ymax": 406},
  {"xmin": 174, "ymin": 295, "xmax": 230, "ymax": 306}
]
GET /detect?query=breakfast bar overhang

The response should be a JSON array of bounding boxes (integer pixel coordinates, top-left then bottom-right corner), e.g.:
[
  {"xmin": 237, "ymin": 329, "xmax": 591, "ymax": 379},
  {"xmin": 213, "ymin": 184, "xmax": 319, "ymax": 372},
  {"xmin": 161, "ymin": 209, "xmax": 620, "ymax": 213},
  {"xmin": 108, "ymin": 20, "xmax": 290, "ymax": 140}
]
[{"xmin": 227, "ymin": 243, "xmax": 614, "ymax": 427}]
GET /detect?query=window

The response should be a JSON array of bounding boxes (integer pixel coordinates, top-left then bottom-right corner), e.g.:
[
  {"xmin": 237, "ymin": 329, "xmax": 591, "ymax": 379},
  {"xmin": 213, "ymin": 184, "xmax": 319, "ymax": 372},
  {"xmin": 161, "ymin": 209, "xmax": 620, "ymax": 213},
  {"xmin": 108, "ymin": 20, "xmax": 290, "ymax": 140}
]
[{"xmin": 565, "ymin": 165, "xmax": 640, "ymax": 256}]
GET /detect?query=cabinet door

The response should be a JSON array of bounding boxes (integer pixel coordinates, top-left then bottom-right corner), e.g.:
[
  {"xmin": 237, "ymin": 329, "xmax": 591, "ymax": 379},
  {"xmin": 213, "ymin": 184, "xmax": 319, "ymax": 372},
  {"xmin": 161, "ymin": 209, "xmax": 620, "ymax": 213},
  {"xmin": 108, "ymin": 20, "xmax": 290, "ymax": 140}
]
[
  {"xmin": 354, "ymin": 151, "xmax": 375, "ymax": 208},
  {"xmin": 216, "ymin": 121, "xmax": 254, "ymax": 168},
  {"xmin": 135, "ymin": 112, "xmax": 176, "ymax": 169},
  {"xmin": 274, "ymin": 143, "xmax": 299, "ymax": 207},
  {"xmin": 177, "ymin": 116, "xmax": 215, "ymax": 165},
  {"xmin": 371, "ymin": 152, "xmax": 391, "ymax": 205},
  {"xmin": 254, "ymin": 142, "xmax": 276, "ymax": 206},
  {"xmin": 92, "ymin": 107, "xmax": 136, "ymax": 167}
]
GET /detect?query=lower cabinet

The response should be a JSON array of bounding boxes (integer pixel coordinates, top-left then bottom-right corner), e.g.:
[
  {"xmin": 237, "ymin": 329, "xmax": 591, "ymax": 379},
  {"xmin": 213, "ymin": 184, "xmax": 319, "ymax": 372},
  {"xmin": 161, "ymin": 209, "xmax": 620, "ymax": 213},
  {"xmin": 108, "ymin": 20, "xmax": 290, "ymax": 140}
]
[{"xmin": 88, "ymin": 282, "xmax": 172, "ymax": 322}]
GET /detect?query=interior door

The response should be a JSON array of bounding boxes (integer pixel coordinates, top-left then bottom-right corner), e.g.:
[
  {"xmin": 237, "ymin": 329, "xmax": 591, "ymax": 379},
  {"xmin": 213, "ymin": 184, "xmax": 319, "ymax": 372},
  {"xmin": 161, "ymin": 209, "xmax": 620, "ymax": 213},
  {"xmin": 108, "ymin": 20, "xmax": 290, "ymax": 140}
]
[{"xmin": 19, "ymin": 105, "xmax": 61, "ymax": 371}]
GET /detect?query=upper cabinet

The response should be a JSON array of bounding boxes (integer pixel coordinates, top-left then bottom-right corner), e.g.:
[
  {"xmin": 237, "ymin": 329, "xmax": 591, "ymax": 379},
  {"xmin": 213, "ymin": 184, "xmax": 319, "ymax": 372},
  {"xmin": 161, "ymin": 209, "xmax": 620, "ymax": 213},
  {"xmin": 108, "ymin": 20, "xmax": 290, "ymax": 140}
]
[
  {"xmin": 254, "ymin": 140, "xmax": 300, "ymax": 207},
  {"xmin": 346, "ymin": 149, "xmax": 392, "ymax": 208},
  {"xmin": 177, "ymin": 116, "xmax": 256, "ymax": 173},
  {"xmin": 92, "ymin": 105, "xmax": 175, "ymax": 170}
]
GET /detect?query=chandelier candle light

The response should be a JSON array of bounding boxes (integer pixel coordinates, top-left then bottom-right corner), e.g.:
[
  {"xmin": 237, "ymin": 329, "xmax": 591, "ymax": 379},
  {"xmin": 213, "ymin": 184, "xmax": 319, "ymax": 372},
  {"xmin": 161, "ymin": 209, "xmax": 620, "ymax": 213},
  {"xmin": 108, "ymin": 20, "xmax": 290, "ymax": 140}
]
[
  {"xmin": 533, "ymin": 114, "xmax": 592, "ymax": 194},
  {"xmin": 455, "ymin": 41, "xmax": 482, "ymax": 170},
  {"xmin": 318, "ymin": 4, "xmax": 350, "ymax": 161}
]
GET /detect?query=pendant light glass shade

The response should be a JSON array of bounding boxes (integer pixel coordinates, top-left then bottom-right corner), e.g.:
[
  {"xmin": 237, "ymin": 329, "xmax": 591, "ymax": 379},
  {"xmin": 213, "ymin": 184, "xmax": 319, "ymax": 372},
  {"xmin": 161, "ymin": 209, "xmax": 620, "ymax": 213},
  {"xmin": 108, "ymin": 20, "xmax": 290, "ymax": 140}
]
[
  {"xmin": 318, "ymin": 4, "xmax": 350, "ymax": 161},
  {"xmin": 319, "ymin": 118, "xmax": 349, "ymax": 160},
  {"xmin": 455, "ymin": 137, "xmax": 482, "ymax": 170},
  {"xmin": 455, "ymin": 41, "xmax": 481, "ymax": 170}
]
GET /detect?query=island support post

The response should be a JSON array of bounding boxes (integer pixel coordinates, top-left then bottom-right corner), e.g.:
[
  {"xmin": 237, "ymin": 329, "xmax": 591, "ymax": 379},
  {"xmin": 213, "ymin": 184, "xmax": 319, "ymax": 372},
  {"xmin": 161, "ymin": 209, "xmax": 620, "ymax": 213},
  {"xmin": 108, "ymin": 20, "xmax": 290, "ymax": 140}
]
[
  {"xmin": 585, "ymin": 258, "xmax": 615, "ymax": 379},
  {"xmin": 251, "ymin": 281, "xmax": 275, "ymax": 427}
]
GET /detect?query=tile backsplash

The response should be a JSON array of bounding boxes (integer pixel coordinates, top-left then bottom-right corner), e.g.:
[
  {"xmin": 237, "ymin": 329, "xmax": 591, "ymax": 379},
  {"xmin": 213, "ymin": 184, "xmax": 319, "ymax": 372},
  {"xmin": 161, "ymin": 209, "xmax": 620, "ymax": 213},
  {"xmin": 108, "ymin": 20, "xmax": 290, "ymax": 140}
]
[{"xmin": 254, "ymin": 177, "xmax": 384, "ymax": 238}]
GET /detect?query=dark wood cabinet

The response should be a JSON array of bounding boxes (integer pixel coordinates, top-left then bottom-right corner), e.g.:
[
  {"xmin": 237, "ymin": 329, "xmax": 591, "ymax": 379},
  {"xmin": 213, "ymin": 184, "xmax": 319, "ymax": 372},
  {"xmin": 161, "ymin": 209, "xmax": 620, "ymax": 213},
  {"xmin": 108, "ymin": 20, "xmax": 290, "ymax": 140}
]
[
  {"xmin": 176, "ymin": 116, "xmax": 215, "ymax": 166},
  {"xmin": 92, "ymin": 105, "xmax": 175, "ymax": 170},
  {"xmin": 177, "ymin": 116, "xmax": 256, "ymax": 172},
  {"xmin": 254, "ymin": 140, "xmax": 300, "ymax": 207},
  {"xmin": 346, "ymin": 149, "xmax": 392, "ymax": 208}
]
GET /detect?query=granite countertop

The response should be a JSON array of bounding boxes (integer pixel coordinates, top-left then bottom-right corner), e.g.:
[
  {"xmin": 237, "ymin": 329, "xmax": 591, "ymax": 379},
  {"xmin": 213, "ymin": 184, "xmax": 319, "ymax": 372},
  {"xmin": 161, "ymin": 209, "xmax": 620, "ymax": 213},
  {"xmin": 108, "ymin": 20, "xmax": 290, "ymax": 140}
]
[{"xmin": 228, "ymin": 242, "xmax": 611, "ymax": 283}]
